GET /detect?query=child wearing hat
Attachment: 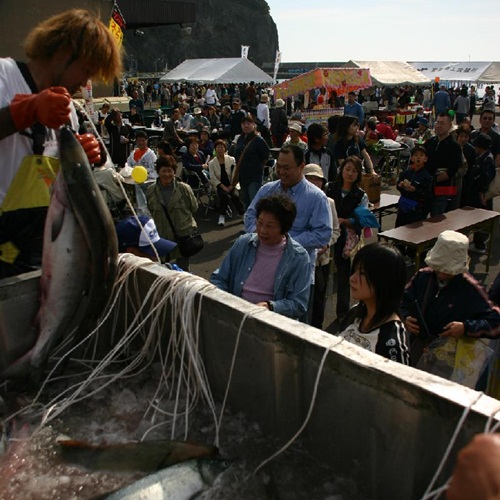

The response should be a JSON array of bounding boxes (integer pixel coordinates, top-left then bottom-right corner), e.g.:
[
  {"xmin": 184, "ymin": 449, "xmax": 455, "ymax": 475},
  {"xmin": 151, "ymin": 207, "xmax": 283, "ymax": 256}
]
[
  {"xmin": 115, "ymin": 215, "xmax": 177, "ymax": 261},
  {"xmin": 413, "ymin": 117, "xmax": 432, "ymax": 144},
  {"xmin": 401, "ymin": 230, "xmax": 500, "ymax": 368},
  {"xmin": 395, "ymin": 145, "xmax": 433, "ymax": 227}
]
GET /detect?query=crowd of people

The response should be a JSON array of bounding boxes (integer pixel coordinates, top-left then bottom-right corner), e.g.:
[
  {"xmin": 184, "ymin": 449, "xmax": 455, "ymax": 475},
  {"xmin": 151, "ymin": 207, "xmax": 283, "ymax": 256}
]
[{"xmin": 101, "ymin": 80, "xmax": 500, "ymax": 392}]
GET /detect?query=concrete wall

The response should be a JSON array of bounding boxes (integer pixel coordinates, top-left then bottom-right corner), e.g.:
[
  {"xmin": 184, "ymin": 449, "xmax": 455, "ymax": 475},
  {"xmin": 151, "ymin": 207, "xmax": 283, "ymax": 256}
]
[
  {"xmin": 4, "ymin": 260, "xmax": 499, "ymax": 499},
  {"xmin": 106, "ymin": 259, "xmax": 500, "ymax": 500}
]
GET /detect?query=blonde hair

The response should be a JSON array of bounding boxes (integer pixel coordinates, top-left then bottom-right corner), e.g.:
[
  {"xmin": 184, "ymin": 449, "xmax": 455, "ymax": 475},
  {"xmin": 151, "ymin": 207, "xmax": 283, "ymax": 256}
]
[{"xmin": 24, "ymin": 9, "xmax": 123, "ymax": 82}]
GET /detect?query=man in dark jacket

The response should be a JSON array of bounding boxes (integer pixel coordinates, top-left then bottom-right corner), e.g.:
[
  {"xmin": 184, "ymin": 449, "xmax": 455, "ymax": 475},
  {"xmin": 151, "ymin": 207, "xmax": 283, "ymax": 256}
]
[
  {"xmin": 232, "ymin": 115, "xmax": 270, "ymax": 209},
  {"xmin": 270, "ymin": 99, "xmax": 288, "ymax": 147},
  {"xmin": 424, "ymin": 112, "xmax": 463, "ymax": 215}
]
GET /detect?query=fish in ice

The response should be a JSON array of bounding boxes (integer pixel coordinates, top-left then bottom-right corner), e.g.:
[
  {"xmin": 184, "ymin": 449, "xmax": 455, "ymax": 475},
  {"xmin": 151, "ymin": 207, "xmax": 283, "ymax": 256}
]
[
  {"xmin": 102, "ymin": 458, "xmax": 229, "ymax": 500},
  {"xmin": 57, "ymin": 437, "xmax": 218, "ymax": 473},
  {"xmin": 1, "ymin": 127, "xmax": 117, "ymax": 379}
]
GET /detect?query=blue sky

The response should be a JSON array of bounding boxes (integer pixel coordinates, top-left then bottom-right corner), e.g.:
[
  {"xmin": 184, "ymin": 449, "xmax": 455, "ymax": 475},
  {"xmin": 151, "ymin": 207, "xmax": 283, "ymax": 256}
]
[{"xmin": 267, "ymin": 0, "xmax": 500, "ymax": 62}]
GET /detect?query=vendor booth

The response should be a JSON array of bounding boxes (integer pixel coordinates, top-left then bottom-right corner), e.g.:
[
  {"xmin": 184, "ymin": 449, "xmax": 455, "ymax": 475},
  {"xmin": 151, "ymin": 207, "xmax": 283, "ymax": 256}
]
[
  {"xmin": 159, "ymin": 58, "xmax": 273, "ymax": 84},
  {"xmin": 272, "ymin": 67, "xmax": 372, "ymax": 100},
  {"xmin": 341, "ymin": 61, "xmax": 431, "ymax": 128}
]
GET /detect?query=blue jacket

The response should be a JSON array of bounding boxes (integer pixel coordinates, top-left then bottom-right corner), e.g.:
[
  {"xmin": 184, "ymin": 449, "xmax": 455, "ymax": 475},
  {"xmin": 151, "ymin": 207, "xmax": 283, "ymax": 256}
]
[
  {"xmin": 210, "ymin": 233, "xmax": 311, "ymax": 319},
  {"xmin": 344, "ymin": 102, "xmax": 364, "ymax": 124},
  {"xmin": 244, "ymin": 178, "xmax": 333, "ymax": 282},
  {"xmin": 432, "ymin": 90, "xmax": 451, "ymax": 114}
]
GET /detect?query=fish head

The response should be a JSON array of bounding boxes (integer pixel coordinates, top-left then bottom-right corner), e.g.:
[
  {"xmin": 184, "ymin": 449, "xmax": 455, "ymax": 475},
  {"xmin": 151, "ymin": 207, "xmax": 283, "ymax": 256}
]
[
  {"xmin": 198, "ymin": 458, "xmax": 231, "ymax": 486},
  {"xmin": 58, "ymin": 127, "xmax": 92, "ymax": 187}
]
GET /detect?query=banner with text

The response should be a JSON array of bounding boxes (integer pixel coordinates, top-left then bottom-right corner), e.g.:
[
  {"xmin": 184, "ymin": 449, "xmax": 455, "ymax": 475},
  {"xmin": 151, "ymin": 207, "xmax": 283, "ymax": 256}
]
[
  {"xmin": 241, "ymin": 45, "xmax": 250, "ymax": 59},
  {"xmin": 109, "ymin": 2, "xmax": 126, "ymax": 47},
  {"xmin": 273, "ymin": 51, "xmax": 282, "ymax": 84},
  {"xmin": 273, "ymin": 67, "xmax": 372, "ymax": 100}
]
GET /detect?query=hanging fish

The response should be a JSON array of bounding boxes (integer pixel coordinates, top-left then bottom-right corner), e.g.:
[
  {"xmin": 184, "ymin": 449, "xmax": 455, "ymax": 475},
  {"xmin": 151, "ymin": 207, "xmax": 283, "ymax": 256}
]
[{"xmin": 1, "ymin": 127, "xmax": 117, "ymax": 379}]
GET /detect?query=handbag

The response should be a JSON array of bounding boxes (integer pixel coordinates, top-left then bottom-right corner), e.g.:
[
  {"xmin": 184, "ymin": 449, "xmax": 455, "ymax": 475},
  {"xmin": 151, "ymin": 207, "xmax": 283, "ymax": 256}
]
[
  {"xmin": 176, "ymin": 232, "xmax": 204, "ymax": 257},
  {"xmin": 398, "ymin": 196, "xmax": 419, "ymax": 213},
  {"xmin": 161, "ymin": 205, "xmax": 204, "ymax": 258}
]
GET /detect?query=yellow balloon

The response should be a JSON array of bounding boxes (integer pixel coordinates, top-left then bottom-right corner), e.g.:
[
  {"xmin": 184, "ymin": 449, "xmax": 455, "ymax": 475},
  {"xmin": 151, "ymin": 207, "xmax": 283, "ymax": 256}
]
[{"xmin": 132, "ymin": 165, "xmax": 148, "ymax": 184}]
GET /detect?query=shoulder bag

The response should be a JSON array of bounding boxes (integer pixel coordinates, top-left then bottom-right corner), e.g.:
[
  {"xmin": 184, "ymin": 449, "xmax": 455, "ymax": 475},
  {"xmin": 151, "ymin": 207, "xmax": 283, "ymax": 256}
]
[
  {"xmin": 161, "ymin": 205, "xmax": 204, "ymax": 257},
  {"xmin": 231, "ymin": 135, "xmax": 257, "ymax": 187}
]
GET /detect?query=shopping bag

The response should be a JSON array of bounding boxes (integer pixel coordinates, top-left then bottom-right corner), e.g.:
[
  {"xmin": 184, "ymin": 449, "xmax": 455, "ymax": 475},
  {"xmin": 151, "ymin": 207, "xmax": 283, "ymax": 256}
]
[{"xmin": 360, "ymin": 173, "xmax": 381, "ymax": 203}]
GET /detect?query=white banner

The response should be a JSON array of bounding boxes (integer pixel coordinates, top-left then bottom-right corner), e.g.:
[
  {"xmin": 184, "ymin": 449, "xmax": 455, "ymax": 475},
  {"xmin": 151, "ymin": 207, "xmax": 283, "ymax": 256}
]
[
  {"xmin": 241, "ymin": 45, "xmax": 250, "ymax": 59},
  {"xmin": 273, "ymin": 50, "xmax": 282, "ymax": 84}
]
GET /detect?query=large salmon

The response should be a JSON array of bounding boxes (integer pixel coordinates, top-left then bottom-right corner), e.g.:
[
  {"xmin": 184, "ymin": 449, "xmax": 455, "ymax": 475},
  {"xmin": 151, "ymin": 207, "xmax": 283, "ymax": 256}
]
[
  {"xmin": 103, "ymin": 458, "xmax": 229, "ymax": 499},
  {"xmin": 1, "ymin": 128, "xmax": 118, "ymax": 379}
]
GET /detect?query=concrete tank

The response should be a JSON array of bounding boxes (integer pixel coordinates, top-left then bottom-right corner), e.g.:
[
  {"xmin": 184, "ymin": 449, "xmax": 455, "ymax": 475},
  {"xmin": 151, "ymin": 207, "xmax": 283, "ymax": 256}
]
[{"xmin": 2, "ymin": 260, "xmax": 499, "ymax": 499}]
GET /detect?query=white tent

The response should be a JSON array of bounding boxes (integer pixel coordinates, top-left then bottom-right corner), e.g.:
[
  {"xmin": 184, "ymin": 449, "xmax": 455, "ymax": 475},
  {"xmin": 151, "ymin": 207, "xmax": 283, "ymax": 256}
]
[
  {"xmin": 409, "ymin": 62, "xmax": 500, "ymax": 84},
  {"xmin": 159, "ymin": 58, "xmax": 273, "ymax": 84},
  {"xmin": 343, "ymin": 60, "xmax": 431, "ymax": 86}
]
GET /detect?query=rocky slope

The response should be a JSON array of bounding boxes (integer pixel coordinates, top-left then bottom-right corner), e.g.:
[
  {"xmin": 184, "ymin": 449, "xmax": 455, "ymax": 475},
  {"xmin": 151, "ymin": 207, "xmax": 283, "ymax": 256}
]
[{"xmin": 123, "ymin": 0, "xmax": 278, "ymax": 73}]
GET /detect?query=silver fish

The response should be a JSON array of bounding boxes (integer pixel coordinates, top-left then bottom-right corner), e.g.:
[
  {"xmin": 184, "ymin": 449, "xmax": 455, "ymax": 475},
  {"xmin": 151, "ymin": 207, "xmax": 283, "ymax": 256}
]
[
  {"xmin": 104, "ymin": 458, "xmax": 229, "ymax": 500},
  {"xmin": 1, "ymin": 128, "xmax": 117, "ymax": 378}
]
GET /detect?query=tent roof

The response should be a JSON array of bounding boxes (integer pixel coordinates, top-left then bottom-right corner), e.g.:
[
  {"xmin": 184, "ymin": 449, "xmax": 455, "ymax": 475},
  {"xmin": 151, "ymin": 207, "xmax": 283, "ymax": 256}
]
[
  {"xmin": 409, "ymin": 62, "xmax": 500, "ymax": 83},
  {"xmin": 159, "ymin": 58, "xmax": 273, "ymax": 84},
  {"xmin": 344, "ymin": 60, "xmax": 430, "ymax": 86}
]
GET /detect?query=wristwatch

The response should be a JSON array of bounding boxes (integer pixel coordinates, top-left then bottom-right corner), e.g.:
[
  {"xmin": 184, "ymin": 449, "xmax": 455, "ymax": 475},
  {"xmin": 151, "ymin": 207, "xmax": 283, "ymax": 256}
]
[{"xmin": 266, "ymin": 301, "xmax": 274, "ymax": 311}]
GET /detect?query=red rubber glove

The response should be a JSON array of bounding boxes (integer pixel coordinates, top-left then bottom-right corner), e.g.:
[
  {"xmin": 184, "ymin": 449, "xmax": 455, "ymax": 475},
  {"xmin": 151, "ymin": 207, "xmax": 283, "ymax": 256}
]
[
  {"xmin": 9, "ymin": 87, "xmax": 71, "ymax": 130},
  {"xmin": 76, "ymin": 134, "xmax": 101, "ymax": 165}
]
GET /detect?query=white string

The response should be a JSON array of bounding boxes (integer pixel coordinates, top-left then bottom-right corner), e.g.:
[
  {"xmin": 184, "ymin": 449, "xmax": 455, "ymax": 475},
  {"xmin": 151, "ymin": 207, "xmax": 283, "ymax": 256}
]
[
  {"xmin": 420, "ymin": 391, "xmax": 485, "ymax": 500},
  {"xmin": 253, "ymin": 337, "xmax": 345, "ymax": 475},
  {"xmin": 215, "ymin": 307, "xmax": 266, "ymax": 448},
  {"xmin": 10, "ymin": 257, "xmax": 231, "ymax": 448}
]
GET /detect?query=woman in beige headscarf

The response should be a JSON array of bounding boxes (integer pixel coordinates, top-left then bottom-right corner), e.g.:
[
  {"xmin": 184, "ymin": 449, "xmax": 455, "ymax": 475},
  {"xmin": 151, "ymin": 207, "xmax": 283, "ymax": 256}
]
[{"xmin": 401, "ymin": 230, "xmax": 500, "ymax": 367}]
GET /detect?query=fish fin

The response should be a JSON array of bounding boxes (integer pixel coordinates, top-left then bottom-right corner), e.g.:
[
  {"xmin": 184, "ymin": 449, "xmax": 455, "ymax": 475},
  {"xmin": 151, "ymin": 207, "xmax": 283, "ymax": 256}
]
[{"xmin": 50, "ymin": 205, "xmax": 66, "ymax": 243}]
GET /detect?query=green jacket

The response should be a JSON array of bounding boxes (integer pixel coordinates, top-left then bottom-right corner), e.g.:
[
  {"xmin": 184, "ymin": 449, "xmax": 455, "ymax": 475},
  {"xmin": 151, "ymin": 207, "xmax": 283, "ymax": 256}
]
[{"xmin": 146, "ymin": 179, "xmax": 198, "ymax": 258}]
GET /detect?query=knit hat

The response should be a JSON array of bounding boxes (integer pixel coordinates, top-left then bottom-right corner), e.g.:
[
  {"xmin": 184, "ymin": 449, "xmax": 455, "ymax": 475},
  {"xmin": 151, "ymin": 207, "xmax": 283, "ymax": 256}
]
[
  {"xmin": 425, "ymin": 230, "xmax": 469, "ymax": 275},
  {"xmin": 304, "ymin": 163, "xmax": 326, "ymax": 183}
]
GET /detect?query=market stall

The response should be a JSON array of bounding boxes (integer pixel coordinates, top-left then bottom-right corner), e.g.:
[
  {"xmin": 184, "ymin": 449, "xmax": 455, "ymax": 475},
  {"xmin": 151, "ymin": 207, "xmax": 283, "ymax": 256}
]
[{"xmin": 272, "ymin": 67, "xmax": 372, "ymax": 100}]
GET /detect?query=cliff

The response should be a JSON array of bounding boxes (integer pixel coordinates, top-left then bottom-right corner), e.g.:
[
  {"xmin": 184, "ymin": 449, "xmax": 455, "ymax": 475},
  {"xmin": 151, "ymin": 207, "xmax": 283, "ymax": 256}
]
[{"xmin": 123, "ymin": 0, "xmax": 279, "ymax": 73}]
